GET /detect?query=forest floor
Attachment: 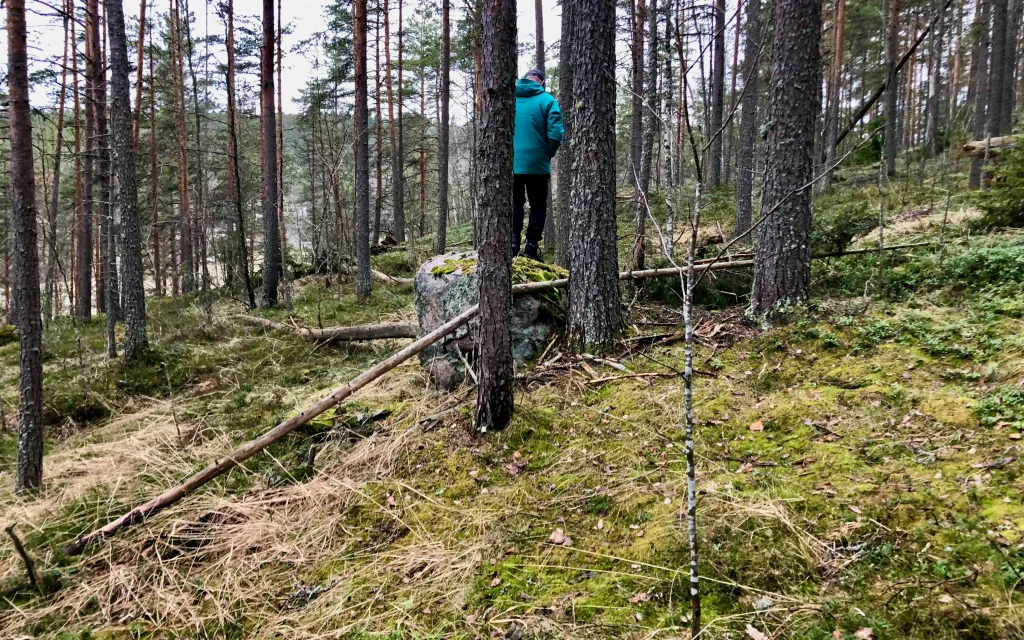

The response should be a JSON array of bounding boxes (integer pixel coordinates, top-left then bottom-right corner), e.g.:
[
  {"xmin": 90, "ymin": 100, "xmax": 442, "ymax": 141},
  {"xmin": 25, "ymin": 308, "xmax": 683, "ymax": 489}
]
[{"xmin": 1, "ymin": 165, "xmax": 1023, "ymax": 639}]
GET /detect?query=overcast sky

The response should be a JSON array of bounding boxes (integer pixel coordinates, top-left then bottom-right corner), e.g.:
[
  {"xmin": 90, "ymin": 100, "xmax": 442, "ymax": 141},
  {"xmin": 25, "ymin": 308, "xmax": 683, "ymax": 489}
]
[{"xmin": 10, "ymin": 0, "xmax": 566, "ymax": 114}]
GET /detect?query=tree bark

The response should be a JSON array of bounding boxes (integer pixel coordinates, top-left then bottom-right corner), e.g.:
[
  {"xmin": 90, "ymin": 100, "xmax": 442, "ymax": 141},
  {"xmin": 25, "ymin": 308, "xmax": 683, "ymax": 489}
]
[
  {"xmin": 735, "ymin": 0, "xmax": 762, "ymax": 238},
  {"xmin": 987, "ymin": 0, "xmax": 1008, "ymax": 135},
  {"xmin": 373, "ymin": 12, "xmax": 384, "ymax": 248},
  {"xmin": 709, "ymin": 0, "xmax": 726, "ymax": 188},
  {"xmin": 8, "ymin": 0, "xmax": 44, "ymax": 492},
  {"xmin": 724, "ymin": 0, "xmax": 743, "ymax": 184},
  {"xmin": 78, "ymin": 0, "xmax": 98, "ymax": 320},
  {"xmin": 395, "ymin": 1, "xmax": 406, "ymax": 242},
  {"xmin": 276, "ymin": 0, "xmax": 291, "ymax": 311},
  {"xmin": 925, "ymin": 0, "xmax": 946, "ymax": 156},
  {"xmin": 149, "ymin": 16, "xmax": 162, "ymax": 296},
  {"xmin": 568, "ymin": 0, "xmax": 622, "ymax": 353},
  {"xmin": 97, "ymin": 2, "xmax": 119, "ymax": 354},
  {"xmin": 555, "ymin": 0, "xmax": 575, "ymax": 268},
  {"xmin": 237, "ymin": 315, "xmax": 417, "ymax": 342},
  {"xmin": 629, "ymin": 0, "xmax": 646, "ymax": 185},
  {"xmin": 633, "ymin": 0, "xmax": 659, "ymax": 272},
  {"xmin": 261, "ymin": 0, "xmax": 281, "ymax": 307},
  {"xmin": 133, "ymin": 0, "xmax": 146, "ymax": 151},
  {"xmin": 437, "ymin": 0, "xmax": 451, "ymax": 253},
  {"xmin": 475, "ymin": 0, "xmax": 517, "ymax": 432},
  {"xmin": 1002, "ymin": 0, "xmax": 1021, "ymax": 126},
  {"xmin": 884, "ymin": 0, "xmax": 899, "ymax": 175},
  {"xmin": 223, "ymin": 0, "xmax": 254, "ymax": 306},
  {"xmin": 822, "ymin": 0, "xmax": 846, "ymax": 190},
  {"xmin": 44, "ymin": 6, "xmax": 70, "ymax": 325},
  {"xmin": 753, "ymin": 0, "xmax": 822, "ymax": 315},
  {"xmin": 106, "ymin": 0, "xmax": 149, "ymax": 359},
  {"xmin": 969, "ymin": 0, "xmax": 990, "ymax": 187},
  {"xmin": 536, "ymin": 0, "xmax": 555, "ymax": 255},
  {"xmin": 170, "ymin": 0, "xmax": 194, "ymax": 293},
  {"xmin": 354, "ymin": 0, "xmax": 372, "ymax": 299}
]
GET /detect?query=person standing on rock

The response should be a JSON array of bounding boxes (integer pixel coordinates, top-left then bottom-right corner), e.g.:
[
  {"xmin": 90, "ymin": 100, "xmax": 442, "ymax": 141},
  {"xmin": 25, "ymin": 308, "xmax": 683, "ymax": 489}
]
[{"xmin": 512, "ymin": 69, "xmax": 563, "ymax": 261}]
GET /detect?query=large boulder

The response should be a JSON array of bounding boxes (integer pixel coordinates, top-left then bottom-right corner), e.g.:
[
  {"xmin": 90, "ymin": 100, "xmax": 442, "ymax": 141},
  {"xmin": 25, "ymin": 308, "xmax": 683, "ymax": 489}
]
[{"xmin": 414, "ymin": 252, "xmax": 566, "ymax": 390}]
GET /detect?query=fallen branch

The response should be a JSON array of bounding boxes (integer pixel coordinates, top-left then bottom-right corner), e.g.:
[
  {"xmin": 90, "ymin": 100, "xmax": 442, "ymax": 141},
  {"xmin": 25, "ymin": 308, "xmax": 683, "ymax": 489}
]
[
  {"xmin": 372, "ymin": 269, "xmax": 413, "ymax": 285},
  {"xmin": 961, "ymin": 136, "xmax": 1017, "ymax": 158},
  {"xmin": 587, "ymin": 372, "xmax": 678, "ymax": 384},
  {"xmin": 5, "ymin": 524, "xmax": 42, "ymax": 596},
  {"xmin": 237, "ymin": 315, "xmax": 417, "ymax": 342},
  {"xmin": 65, "ymin": 304, "xmax": 479, "ymax": 555},
  {"xmin": 813, "ymin": 241, "xmax": 935, "ymax": 260}
]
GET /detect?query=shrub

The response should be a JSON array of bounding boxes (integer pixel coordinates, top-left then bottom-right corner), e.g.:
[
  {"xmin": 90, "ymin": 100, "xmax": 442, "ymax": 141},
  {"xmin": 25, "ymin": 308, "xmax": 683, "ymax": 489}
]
[{"xmin": 975, "ymin": 144, "xmax": 1024, "ymax": 228}]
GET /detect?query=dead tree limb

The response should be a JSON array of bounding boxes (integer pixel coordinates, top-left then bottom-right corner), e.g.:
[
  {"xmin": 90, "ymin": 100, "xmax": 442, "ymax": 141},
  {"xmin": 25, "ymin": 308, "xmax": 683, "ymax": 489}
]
[
  {"xmin": 5, "ymin": 524, "xmax": 42, "ymax": 596},
  {"xmin": 961, "ymin": 136, "xmax": 1017, "ymax": 157},
  {"xmin": 372, "ymin": 269, "xmax": 412, "ymax": 285},
  {"xmin": 236, "ymin": 315, "xmax": 418, "ymax": 342},
  {"xmin": 65, "ymin": 304, "xmax": 480, "ymax": 555}
]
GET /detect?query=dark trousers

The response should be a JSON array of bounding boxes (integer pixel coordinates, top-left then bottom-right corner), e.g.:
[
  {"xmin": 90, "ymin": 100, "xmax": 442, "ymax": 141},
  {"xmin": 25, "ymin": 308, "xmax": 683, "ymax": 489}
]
[{"xmin": 512, "ymin": 174, "xmax": 549, "ymax": 253}]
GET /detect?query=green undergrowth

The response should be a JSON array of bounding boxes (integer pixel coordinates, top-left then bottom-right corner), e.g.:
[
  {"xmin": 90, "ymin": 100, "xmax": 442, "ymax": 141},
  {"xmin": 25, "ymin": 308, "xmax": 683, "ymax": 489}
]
[{"xmin": 3, "ymin": 191, "xmax": 1024, "ymax": 638}]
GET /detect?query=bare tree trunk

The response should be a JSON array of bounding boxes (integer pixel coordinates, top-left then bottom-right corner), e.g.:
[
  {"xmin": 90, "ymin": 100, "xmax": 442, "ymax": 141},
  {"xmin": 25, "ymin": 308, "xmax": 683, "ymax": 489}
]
[
  {"xmin": 709, "ymin": 0, "xmax": 726, "ymax": 189},
  {"xmin": 1002, "ymin": 0, "xmax": 1021, "ymax": 125},
  {"xmin": 629, "ymin": 0, "xmax": 646, "ymax": 184},
  {"xmin": 384, "ymin": 0, "xmax": 402, "ymax": 244},
  {"xmin": 7, "ymin": 0, "xmax": 44, "ymax": 492},
  {"xmin": 823, "ymin": 0, "xmax": 846, "ymax": 189},
  {"xmin": 475, "ymin": 0, "xmax": 516, "ymax": 432},
  {"xmin": 926, "ymin": 0, "xmax": 946, "ymax": 156},
  {"xmin": 884, "ymin": 0, "xmax": 900, "ymax": 175},
  {"xmin": 78, "ymin": 0, "xmax": 98, "ymax": 320},
  {"xmin": 988, "ymin": 0, "xmax": 1008, "ymax": 135},
  {"xmin": 354, "ymin": 0, "xmax": 372, "ymax": 298},
  {"xmin": 373, "ymin": 12, "xmax": 383, "ymax": 248},
  {"xmin": 555, "ymin": 0, "xmax": 575, "ymax": 268},
  {"xmin": 170, "ymin": 0, "xmax": 193, "ymax": 293},
  {"xmin": 536, "ymin": 0, "xmax": 555, "ymax": 255},
  {"xmin": 969, "ymin": 0, "xmax": 990, "ymax": 187},
  {"xmin": 724, "ymin": 0, "xmax": 743, "ymax": 185},
  {"xmin": 568, "ymin": 0, "xmax": 622, "ymax": 353},
  {"xmin": 949, "ymin": 0, "xmax": 964, "ymax": 118},
  {"xmin": 149, "ymin": 16, "xmax": 162, "ymax": 296},
  {"xmin": 437, "ymin": 0, "xmax": 451, "ymax": 253},
  {"xmin": 71, "ymin": 5, "xmax": 83, "ymax": 311},
  {"xmin": 133, "ymin": 0, "xmax": 146, "ymax": 150},
  {"xmin": 753, "ymin": 0, "xmax": 822, "ymax": 315},
  {"xmin": 396, "ymin": 1, "xmax": 406, "ymax": 243},
  {"xmin": 106, "ymin": 0, "xmax": 149, "ymax": 359},
  {"xmin": 276, "ymin": 0, "xmax": 292, "ymax": 311},
  {"xmin": 261, "ymin": 0, "xmax": 281, "ymax": 306},
  {"xmin": 45, "ymin": 7, "xmax": 70, "ymax": 326},
  {"xmin": 223, "ymin": 0, "xmax": 254, "ymax": 306},
  {"xmin": 633, "ymin": 0, "xmax": 659, "ymax": 272},
  {"xmin": 735, "ymin": 0, "xmax": 762, "ymax": 237},
  {"xmin": 97, "ymin": 2, "xmax": 119, "ymax": 355}
]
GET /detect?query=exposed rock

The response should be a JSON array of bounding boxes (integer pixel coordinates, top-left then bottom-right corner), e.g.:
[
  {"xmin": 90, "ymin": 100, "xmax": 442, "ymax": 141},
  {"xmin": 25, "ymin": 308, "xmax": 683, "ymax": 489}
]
[{"xmin": 413, "ymin": 251, "xmax": 565, "ymax": 388}]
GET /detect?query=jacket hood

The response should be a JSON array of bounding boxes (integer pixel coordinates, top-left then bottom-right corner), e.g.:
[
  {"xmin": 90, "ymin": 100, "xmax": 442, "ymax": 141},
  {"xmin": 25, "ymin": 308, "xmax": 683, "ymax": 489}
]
[{"xmin": 515, "ymin": 78, "xmax": 545, "ymax": 97}]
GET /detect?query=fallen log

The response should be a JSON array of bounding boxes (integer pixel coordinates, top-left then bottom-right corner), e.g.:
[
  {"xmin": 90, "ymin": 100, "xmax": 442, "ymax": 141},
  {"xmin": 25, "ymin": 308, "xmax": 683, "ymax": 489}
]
[
  {"xmin": 372, "ymin": 269, "xmax": 413, "ymax": 285},
  {"xmin": 960, "ymin": 136, "xmax": 1017, "ymax": 158},
  {"xmin": 65, "ymin": 304, "xmax": 480, "ymax": 555},
  {"xmin": 66, "ymin": 245, "xmax": 935, "ymax": 553},
  {"xmin": 236, "ymin": 315, "xmax": 417, "ymax": 342}
]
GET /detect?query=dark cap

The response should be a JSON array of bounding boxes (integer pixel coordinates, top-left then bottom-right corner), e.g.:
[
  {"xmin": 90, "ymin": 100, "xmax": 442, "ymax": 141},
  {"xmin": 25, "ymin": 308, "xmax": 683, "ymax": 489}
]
[{"xmin": 525, "ymin": 68, "xmax": 545, "ymax": 82}]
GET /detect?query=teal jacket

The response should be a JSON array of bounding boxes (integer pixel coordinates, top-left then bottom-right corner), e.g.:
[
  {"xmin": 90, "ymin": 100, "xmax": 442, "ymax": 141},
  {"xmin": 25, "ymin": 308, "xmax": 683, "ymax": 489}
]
[{"xmin": 513, "ymin": 79, "xmax": 564, "ymax": 175}]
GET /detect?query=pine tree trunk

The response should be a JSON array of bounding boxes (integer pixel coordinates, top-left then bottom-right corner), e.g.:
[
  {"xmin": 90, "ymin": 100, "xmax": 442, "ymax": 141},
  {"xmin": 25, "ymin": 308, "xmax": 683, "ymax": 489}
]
[
  {"xmin": 170, "ymin": 0, "xmax": 194, "ymax": 293},
  {"xmin": 395, "ymin": 1, "xmax": 406, "ymax": 243},
  {"xmin": 224, "ymin": 0, "xmax": 254, "ymax": 306},
  {"xmin": 884, "ymin": 0, "xmax": 900, "ymax": 175},
  {"xmin": 133, "ymin": 0, "xmax": 146, "ymax": 150},
  {"xmin": 97, "ymin": 4, "xmax": 118, "ymax": 354},
  {"xmin": 78, "ymin": 0, "xmax": 98, "ymax": 320},
  {"xmin": 753, "ymin": 0, "xmax": 822, "ymax": 315},
  {"xmin": 926, "ymin": 0, "xmax": 946, "ymax": 156},
  {"xmin": 71, "ymin": 7, "xmax": 83, "ymax": 311},
  {"xmin": 629, "ymin": 0, "xmax": 646, "ymax": 186},
  {"xmin": 105, "ymin": 0, "xmax": 149, "ymax": 359},
  {"xmin": 275, "ymin": 0, "xmax": 291, "ymax": 311},
  {"xmin": 260, "ymin": 0, "xmax": 281, "ymax": 306},
  {"xmin": 354, "ymin": 0, "xmax": 372, "ymax": 298},
  {"xmin": 969, "ymin": 0, "xmax": 991, "ymax": 187},
  {"xmin": 987, "ymin": 0, "xmax": 1008, "ymax": 135},
  {"xmin": 45, "ymin": 8, "xmax": 70, "ymax": 326},
  {"xmin": 735, "ymin": 0, "xmax": 762, "ymax": 238},
  {"xmin": 709, "ymin": 0, "xmax": 726, "ymax": 189},
  {"xmin": 384, "ymin": 0, "xmax": 402, "ymax": 244},
  {"xmin": 633, "ymin": 0, "xmax": 659, "ymax": 272},
  {"xmin": 8, "ymin": 0, "xmax": 44, "ymax": 492},
  {"xmin": 555, "ymin": 0, "xmax": 575, "ymax": 268},
  {"xmin": 149, "ymin": 17, "xmax": 163, "ymax": 296},
  {"xmin": 437, "ymin": 0, "xmax": 451, "ymax": 253},
  {"xmin": 1002, "ymin": 0, "xmax": 1021, "ymax": 125},
  {"xmin": 949, "ymin": 0, "xmax": 964, "ymax": 118},
  {"xmin": 823, "ymin": 0, "xmax": 846, "ymax": 189},
  {"xmin": 475, "ymin": 0, "xmax": 516, "ymax": 432},
  {"xmin": 535, "ymin": 0, "xmax": 555, "ymax": 254},
  {"xmin": 724, "ymin": 0, "xmax": 743, "ymax": 185},
  {"xmin": 373, "ymin": 13, "xmax": 384, "ymax": 248},
  {"xmin": 569, "ymin": 0, "xmax": 622, "ymax": 353}
]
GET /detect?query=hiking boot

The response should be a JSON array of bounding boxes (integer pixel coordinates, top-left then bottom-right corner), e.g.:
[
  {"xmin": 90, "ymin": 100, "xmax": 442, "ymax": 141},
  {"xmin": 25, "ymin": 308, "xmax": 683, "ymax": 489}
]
[{"xmin": 523, "ymin": 242, "xmax": 542, "ymax": 261}]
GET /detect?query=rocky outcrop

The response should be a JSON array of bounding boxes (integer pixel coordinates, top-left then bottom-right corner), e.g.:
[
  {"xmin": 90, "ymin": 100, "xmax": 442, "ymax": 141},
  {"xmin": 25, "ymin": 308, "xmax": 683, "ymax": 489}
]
[{"xmin": 413, "ymin": 252, "xmax": 564, "ymax": 390}]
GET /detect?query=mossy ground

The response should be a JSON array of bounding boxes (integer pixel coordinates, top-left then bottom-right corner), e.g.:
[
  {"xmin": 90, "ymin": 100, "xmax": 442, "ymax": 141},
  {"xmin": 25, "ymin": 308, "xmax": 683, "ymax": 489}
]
[{"xmin": 1, "ymin": 161, "xmax": 1023, "ymax": 639}]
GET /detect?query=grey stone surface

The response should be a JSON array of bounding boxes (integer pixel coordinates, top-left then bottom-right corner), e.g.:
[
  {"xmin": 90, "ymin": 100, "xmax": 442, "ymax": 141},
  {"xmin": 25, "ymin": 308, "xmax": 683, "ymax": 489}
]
[{"xmin": 414, "ymin": 251, "xmax": 555, "ymax": 389}]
